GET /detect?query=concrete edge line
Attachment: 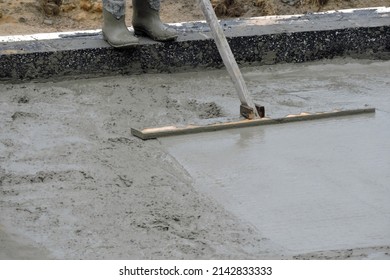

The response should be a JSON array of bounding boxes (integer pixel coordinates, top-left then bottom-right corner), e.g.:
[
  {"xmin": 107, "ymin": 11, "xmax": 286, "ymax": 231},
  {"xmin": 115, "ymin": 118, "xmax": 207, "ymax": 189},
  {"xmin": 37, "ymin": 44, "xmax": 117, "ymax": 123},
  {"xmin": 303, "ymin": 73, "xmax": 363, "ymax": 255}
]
[
  {"xmin": 0, "ymin": 7, "xmax": 389, "ymax": 43},
  {"xmin": 0, "ymin": 7, "xmax": 389, "ymax": 82}
]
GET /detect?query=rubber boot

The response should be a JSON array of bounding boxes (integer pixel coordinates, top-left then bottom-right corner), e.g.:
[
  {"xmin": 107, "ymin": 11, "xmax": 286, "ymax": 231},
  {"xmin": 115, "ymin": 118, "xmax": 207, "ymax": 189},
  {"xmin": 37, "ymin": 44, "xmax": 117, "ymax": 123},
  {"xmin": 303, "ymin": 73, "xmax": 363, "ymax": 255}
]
[
  {"xmin": 102, "ymin": 7, "xmax": 139, "ymax": 48},
  {"xmin": 132, "ymin": 0, "xmax": 178, "ymax": 41}
]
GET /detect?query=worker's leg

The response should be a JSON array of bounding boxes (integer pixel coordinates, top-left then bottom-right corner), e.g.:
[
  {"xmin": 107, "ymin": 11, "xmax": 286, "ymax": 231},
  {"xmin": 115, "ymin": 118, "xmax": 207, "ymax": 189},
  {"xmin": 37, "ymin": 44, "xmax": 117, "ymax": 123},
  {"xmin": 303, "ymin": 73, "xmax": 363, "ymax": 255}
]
[
  {"xmin": 102, "ymin": 0, "xmax": 139, "ymax": 47},
  {"xmin": 132, "ymin": 0, "xmax": 178, "ymax": 41}
]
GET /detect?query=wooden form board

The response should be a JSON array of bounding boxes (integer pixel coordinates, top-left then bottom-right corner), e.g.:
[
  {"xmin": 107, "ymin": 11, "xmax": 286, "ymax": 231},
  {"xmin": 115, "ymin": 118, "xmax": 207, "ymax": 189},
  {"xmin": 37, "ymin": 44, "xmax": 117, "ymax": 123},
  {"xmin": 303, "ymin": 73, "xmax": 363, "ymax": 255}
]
[{"xmin": 131, "ymin": 108, "xmax": 375, "ymax": 140}]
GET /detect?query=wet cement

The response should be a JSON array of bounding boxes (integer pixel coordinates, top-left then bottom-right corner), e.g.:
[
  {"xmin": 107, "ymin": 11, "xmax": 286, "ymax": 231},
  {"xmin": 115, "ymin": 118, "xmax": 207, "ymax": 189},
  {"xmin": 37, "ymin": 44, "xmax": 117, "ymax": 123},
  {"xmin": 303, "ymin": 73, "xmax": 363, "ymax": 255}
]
[
  {"xmin": 0, "ymin": 227, "xmax": 51, "ymax": 259},
  {"xmin": 163, "ymin": 113, "xmax": 390, "ymax": 256},
  {"xmin": 1, "ymin": 58, "xmax": 389, "ymax": 259},
  {"xmin": 161, "ymin": 59, "xmax": 390, "ymax": 258}
]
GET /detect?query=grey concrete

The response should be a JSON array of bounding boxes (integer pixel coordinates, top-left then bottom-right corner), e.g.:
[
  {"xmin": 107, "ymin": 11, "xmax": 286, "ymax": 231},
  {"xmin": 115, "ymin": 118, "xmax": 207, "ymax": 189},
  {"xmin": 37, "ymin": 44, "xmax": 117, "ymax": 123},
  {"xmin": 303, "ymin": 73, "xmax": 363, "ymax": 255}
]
[
  {"xmin": 0, "ymin": 227, "xmax": 51, "ymax": 259},
  {"xmin": 161, "ymin": 59, "xmax": 390, "ymax": 257},
  {"xmin": 0, "ymin": 7, "xmax": 389, "ymax": 81},
  {"xmin": 1, "ymin": 57, "xmax": 389, "ymax": 259}
]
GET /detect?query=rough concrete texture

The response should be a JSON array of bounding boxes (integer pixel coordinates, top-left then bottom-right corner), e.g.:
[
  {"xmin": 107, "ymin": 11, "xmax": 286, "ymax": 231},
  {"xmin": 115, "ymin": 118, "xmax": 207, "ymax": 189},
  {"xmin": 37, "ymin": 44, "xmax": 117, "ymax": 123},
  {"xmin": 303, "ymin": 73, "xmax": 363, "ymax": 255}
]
[
  {"xmin": 0, "ymin": 7, "xmax": 389, "ymax": 81},
  {"xmin": 1, "ymin": 58, "xmax": 389, "ymax": 259}
]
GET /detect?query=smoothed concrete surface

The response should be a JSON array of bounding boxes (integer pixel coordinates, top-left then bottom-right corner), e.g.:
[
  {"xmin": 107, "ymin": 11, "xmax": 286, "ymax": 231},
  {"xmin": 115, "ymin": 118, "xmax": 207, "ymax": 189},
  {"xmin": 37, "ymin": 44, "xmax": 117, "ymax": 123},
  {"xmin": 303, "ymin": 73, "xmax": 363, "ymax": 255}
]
[
  {"xmin": 162, "ymin": 59, "xmax": 390, "ymax": 258},
  {"xmin": 0, "ymin": 226, "xmax": 51, "ymax": 259}
]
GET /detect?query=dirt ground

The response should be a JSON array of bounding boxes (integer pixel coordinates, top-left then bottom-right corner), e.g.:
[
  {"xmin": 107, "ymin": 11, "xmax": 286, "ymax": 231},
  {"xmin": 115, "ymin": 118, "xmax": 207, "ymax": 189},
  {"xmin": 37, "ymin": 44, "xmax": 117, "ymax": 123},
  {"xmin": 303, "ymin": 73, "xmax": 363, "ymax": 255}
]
[{"xmin": 0, "ymin": 0, "xmax": 389, "ymax": 35}]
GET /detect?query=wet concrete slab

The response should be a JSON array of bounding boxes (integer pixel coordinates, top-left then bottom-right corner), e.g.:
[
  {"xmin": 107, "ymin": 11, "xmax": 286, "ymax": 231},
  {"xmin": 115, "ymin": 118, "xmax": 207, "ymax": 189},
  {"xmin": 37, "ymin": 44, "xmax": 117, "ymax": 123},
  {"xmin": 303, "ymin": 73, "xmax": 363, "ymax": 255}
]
[
  {"xmin": 161, "ymin": 59, "xmax": 390, "ymax": 256},
  {"xmin": 1, "ymin": 56, "xmax": 389, "ymax": 259},
  {"xmin": 0, "ymin": 226, "xmax": 51, "ymax": 259}
]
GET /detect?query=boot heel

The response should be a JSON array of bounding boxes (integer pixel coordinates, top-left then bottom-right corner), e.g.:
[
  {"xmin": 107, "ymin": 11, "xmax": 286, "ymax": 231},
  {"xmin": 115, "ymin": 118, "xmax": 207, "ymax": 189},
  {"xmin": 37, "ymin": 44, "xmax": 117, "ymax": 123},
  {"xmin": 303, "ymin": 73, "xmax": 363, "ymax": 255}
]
[
  {"xmin": 133, "ymin": 28, "xmax": 146, "ymax": 37},
  {"xmin": 132, "ymin": 0, "xmax": 178, "ymax": 42}
]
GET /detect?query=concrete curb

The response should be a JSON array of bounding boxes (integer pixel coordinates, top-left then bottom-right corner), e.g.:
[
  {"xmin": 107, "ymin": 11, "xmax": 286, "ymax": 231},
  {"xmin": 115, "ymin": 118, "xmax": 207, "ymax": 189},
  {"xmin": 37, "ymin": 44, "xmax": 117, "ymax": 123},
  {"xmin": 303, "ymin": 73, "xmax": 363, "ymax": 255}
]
[{"xmin": 0, "ymin": 7, "xmax": 389, "ymax": 82}]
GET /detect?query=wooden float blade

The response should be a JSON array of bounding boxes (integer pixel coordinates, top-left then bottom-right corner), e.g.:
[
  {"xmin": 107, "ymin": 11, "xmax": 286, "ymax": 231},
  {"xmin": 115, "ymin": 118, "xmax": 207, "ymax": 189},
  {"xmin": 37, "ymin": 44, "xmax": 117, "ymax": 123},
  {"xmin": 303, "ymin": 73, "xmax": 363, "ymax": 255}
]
[{"xmin": 131, "ymin": 108, "xmax": 375, "ymax": 140}]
